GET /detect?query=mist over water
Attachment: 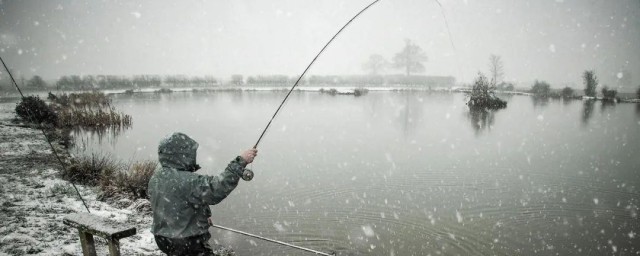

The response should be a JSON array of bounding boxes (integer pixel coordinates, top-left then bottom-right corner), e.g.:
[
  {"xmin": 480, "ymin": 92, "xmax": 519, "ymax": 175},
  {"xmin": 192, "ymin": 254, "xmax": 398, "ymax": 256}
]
[{"xmin": 74, "ymin": 91, "xmax": 640, "ymax": 255}]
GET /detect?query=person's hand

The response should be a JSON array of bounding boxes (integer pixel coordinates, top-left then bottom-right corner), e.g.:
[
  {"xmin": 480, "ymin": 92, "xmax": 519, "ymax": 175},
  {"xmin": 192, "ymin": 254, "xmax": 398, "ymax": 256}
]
[
  {"xmin": 240, "ymin": 148, "xmax": 258, "ymax": 164},
  {"xmin": 208, "ymin": 217, "xmax": 213, "ymax": 226}
]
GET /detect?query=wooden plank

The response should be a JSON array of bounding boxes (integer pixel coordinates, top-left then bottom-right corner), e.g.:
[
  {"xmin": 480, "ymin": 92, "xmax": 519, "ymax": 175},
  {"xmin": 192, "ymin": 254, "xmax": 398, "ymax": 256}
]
[
  {"xmin": 63, "ymin": 213, "xmax": 136, "ymax": 240},
  {"xmin": 78, "ymin": 230, "xmax": 97, "ymax": 256}
]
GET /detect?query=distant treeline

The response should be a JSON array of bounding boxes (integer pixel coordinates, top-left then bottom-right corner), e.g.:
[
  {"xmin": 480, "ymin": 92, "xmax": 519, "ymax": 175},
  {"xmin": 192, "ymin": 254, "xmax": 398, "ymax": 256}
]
[
  {"xmin": 0, "ymin": 75, "xmax": 219, "ymax": 91},
  {"xmin": 55, "ymin": 75, "xmax": 218, "ymax": 90},
  {"xmin": 243, "ymin": 74, "xmax": 455, "ymax": 87},
  {"xmin": 0, "ymin": 74, "xmax": 456, "ymax": 91}
]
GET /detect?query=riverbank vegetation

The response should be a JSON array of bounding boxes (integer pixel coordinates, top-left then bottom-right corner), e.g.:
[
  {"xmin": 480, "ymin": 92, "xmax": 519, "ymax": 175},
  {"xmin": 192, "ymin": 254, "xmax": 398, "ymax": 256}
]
[
  {"xmin": 319, "ymin": 87, "xmax": 369, "ymax": 96},
  {"xmin": 47, "ymin": 92, "xmax": 132, "ymax": 129},
  {"xmin": 61, "ymin": 153, "xmax": 156, "ymax": 200},
  {"xmin": 13, "ymin": 92, "xmax": 148, "ymax": 202},
  {"xmin": 601, "ymin": 87, "xmax": 618, "ymax": 102},
  {"xmin": 15, "ymin": 96, "xmax": 58, "ymax": 125}
]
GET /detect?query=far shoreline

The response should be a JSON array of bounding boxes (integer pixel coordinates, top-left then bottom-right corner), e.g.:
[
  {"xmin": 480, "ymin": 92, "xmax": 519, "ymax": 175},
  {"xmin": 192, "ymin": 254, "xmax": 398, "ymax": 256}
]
[{"xmin": 1, "ymin": 85, "xmax": 639, "ymax": 104}]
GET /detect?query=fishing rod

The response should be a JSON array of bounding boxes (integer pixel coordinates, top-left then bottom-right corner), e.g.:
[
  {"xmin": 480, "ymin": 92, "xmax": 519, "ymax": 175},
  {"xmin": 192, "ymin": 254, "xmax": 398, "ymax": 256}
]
[
  {"xmin": 215, "ymin": 1, "xmax": 384, "ymax": 254},
  {"xmin": 0, "ymin": 56, "xmax": 92, "ymax": 213},
  {"xmin": 232, "ymin": 0, "xmax": 460, "ymax": 254}
]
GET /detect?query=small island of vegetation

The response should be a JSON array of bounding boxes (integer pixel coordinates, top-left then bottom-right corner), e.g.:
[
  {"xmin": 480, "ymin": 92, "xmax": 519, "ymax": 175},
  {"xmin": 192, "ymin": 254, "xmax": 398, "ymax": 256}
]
[{"xmin": 466, "ymin": 72, "xmax": 507, "ymax": 110}]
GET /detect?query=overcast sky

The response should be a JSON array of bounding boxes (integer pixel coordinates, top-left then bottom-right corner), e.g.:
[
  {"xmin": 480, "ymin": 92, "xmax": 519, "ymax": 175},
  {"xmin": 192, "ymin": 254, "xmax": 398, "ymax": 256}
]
[{"xmin": 1, "ymin": 0, "xmax": 639, "ymax": 90}]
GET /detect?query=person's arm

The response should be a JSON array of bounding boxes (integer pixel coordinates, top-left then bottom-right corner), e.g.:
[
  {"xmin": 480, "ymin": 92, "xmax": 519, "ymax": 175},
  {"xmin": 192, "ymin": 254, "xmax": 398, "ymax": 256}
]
[{"xmin": 188, "ymin": 148, "xmax": 257, "ymax": 205}]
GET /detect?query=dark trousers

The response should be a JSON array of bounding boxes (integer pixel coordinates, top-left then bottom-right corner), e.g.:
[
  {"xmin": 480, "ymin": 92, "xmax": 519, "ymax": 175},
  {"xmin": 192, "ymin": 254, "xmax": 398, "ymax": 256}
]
[{"xmin": 154, "ymin": 233, "xmax": 214, "ymax": 256}]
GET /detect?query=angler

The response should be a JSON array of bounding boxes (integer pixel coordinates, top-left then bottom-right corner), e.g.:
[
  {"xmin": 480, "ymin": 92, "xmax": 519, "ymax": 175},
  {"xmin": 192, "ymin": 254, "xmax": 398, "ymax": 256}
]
[{"xmin": 148, "ymin": 132, "xmax": 257, "ymax": 255}]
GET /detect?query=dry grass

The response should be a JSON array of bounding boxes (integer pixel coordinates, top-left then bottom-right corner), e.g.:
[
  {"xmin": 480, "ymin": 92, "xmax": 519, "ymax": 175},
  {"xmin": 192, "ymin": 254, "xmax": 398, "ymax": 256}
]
[
  {"xmin": 61, "ymin": 153, "xmax": 156, "ymax": 200},
  {"xmin": 62, "ymin": 153, "xmax": 121, "ymax": 186},
  {"xmin": 99, "ymin": 160, "xmax": 157, "ymax": 200}
]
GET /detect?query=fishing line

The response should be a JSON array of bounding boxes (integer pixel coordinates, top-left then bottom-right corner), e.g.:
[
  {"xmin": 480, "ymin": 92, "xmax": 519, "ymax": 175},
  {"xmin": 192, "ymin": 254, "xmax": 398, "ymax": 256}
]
[
  {"xmin": 218, "ymin": 1, "xmax": 383, "ymax": 255},
  {"xmin": 433, "ymin": 0, "xmax": 465, "ymax": 84},
  {"xmin": 212, "ymin": 224, "xmax": 334, "ymax": 256},
  {"xmin": 0, "ymin": 56, "xmax": 91, "ymax": 213},
  {"xmin": 253, "ymin": 0, "xmax": 381, "ymax": 149}
]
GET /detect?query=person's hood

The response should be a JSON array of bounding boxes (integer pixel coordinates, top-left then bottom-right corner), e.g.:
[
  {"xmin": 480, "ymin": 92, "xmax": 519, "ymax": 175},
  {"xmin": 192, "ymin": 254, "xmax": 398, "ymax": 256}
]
[{"xmin": 158, "ymin": 132, "xmax": 200, "ymax": 172}]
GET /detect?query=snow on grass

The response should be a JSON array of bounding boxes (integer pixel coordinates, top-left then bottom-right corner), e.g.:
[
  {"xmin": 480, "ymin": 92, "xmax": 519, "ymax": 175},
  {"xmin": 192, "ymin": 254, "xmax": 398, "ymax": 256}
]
[{"xmin": 0, "ymin": 105, "xmax": 162, "ymax": 255}]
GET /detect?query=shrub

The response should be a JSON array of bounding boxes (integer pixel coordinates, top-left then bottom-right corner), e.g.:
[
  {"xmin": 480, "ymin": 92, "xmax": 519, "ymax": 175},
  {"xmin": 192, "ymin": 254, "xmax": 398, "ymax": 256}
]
[
  {"xmin": 601, "ymin": 86, "xmax": 617, "ymax": 100},
  {"xmin": 561, "ymin": 87, "xmax": 574, "ymax": 98},
  {"xmin": 353, "ymin": 88, "xmax": 368, "ymax": 96},
  {"xmin": 530, "ymin": 80, "xmax": 551, "ymax": 97},
  {"xmin": 15, "ymin": 96, "xmax": 58, "ymax": 125},
  {"xmin": 61, "ymin": 153, "xmax": 120, "ymax": 186}
]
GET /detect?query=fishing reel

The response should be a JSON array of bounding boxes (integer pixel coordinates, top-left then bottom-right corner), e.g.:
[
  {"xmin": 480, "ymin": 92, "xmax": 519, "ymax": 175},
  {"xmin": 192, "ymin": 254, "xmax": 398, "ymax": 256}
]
[{"xmin": 242, "ymin": 168, "xmax": 254, "ymax": 181}]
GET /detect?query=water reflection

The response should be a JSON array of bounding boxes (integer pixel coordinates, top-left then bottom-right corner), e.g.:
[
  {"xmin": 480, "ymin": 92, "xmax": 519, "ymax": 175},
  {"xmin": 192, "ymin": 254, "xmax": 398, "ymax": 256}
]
[
  {"xmin": 72, "ymin": 124, "xmax": 130, "ymax": 150},
  {"xmin": 398, "ymin": 92, "xmax": 425, "ymax": 138},
  {"xmin": 467, "ymin": 108, "xmax": 496, "ymax": 135},
  {"xmin": 531, "ymin": 96, "xmax": 549, "ymax": 108},
  {"xmin": 600, "ymin": 100, "xmax": 616, "ymax": 112},
  {"xmin": 562, "ymin": 97, "xmax": 574, "ymax": 106},
  {"xmin": 581, "ymin": 100, "xmax": 595, "ymax": 125}
]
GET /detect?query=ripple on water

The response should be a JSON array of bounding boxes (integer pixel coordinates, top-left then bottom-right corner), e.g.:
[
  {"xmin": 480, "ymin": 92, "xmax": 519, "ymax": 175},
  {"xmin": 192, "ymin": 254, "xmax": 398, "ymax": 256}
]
[{"xmin": 225, "ymin": 166, "xmax": 639, "ymax": 255}]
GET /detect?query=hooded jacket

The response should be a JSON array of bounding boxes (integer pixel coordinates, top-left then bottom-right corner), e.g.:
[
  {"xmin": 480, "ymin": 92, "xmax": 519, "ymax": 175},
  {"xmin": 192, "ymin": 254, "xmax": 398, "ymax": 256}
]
[{"xmin": 148, "ymin": 132, "xmax": 247, "ymax": 238}]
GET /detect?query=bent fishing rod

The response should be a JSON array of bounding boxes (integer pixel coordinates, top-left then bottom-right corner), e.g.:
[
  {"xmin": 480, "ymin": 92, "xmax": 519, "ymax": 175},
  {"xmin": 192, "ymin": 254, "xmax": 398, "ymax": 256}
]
[
  {"xmin": 249, "ymin": 0, "xmax": 456, "ymax": 151},
  {"xmin": 216, "ymin": 0, "xmax": 382, "ymax": 255},
  {"xmin": 0, "ymin": 56, "xmax": 92, "ymax": 213},
  {"xmin": 230, "ymin": 0, "xmax": 460, "ymax": 254}
]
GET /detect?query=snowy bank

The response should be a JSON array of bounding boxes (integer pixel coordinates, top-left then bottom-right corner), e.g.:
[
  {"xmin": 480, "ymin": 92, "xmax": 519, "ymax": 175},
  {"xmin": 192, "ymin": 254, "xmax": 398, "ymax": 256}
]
[{"xmin": 0, "ymin": 104, "xmax": 161, "ymax": 255}]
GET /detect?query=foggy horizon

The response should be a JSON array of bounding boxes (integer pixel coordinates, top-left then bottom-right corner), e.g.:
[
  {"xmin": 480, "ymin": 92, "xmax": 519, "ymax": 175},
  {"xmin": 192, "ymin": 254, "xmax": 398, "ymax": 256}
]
[{"xmin": 1, "ymin": 0, "xmax": 639, "ymax": 91}]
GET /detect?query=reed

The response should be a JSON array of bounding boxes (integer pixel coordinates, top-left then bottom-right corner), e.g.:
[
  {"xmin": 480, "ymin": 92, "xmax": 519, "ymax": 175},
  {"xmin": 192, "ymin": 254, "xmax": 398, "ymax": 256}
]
[
  {"xmin": 56, "ymin": 107, "xmax": 132, "ymax": 128},
  {"xmin": 49, "ymin": 92, "xmax": 131, "ymax": 128}
]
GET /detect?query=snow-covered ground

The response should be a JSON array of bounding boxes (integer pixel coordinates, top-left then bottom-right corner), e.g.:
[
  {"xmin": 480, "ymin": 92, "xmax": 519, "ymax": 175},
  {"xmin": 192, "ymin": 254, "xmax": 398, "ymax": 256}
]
[{"xmin": 0, "ymin": 104, "xmax": 161, "ymax": 255}]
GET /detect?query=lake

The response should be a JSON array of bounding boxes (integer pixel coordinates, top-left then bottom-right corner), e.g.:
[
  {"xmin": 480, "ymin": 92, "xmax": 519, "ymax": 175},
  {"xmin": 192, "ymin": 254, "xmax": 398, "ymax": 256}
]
[{"xmin": 73, "ymin": 90, "xmax": 639, "ymax": 255}]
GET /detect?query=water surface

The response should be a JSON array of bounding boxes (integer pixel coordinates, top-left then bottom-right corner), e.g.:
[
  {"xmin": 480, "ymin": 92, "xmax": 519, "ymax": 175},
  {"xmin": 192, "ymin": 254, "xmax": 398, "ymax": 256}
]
[{"xmin": 75, "ymin": 91, "xmax": 640, "ymax": 255}]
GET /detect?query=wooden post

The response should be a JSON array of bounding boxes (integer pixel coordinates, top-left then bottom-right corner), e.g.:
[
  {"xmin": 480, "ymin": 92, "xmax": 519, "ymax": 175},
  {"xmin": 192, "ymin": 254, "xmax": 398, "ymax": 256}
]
[
  {"xmin": 78, "ymin": 230, "xmax": 97, "ymax": 256},
  {"xmin": 107, "ymin": 238, "xmax": 121, "ymax": 256}
]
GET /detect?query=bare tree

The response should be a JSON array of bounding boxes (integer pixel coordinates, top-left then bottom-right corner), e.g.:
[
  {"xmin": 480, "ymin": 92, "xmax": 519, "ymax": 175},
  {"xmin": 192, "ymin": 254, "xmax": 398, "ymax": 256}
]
[
  {"xmin": 488, "ymin": 54, "xmax": 504, "ymax": 86},
  {"xmin": 362, "ymin": 54, "xmax": 388, "ymax": 75},
  {"xmin": 392, "ymin": 39, "xmax": 428, "ymax": 76}
]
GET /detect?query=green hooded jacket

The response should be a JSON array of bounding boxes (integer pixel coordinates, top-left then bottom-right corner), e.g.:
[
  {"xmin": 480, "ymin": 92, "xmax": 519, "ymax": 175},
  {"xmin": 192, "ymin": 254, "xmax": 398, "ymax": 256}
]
[{"xmin": 148, "ymin": 132, "xmax": 247, "ymax": 238}]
